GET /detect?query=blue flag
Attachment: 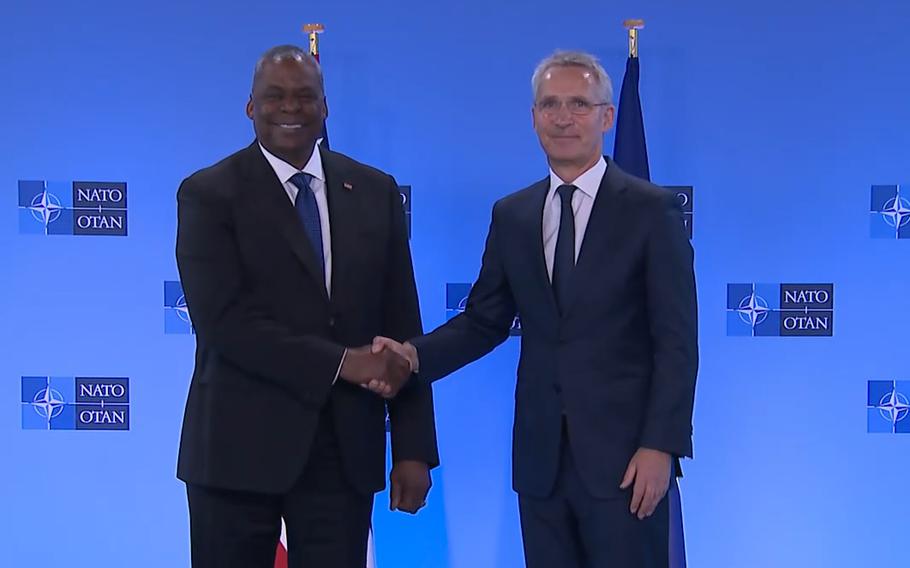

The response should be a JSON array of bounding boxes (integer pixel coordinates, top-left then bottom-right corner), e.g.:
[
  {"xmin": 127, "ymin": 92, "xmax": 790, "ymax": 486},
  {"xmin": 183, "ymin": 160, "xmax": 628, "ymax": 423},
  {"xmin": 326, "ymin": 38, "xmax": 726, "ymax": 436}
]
[
  {"xmin": 311, "ymin": 50, "xmax": 330, "ymax": 150},
  {"xmin": 613, "ymin": 56, "xmax": 650, "ymax": 181},
  {"xmin": 612, "ymin": 53, "xmax": 688, "ymax": 568}
]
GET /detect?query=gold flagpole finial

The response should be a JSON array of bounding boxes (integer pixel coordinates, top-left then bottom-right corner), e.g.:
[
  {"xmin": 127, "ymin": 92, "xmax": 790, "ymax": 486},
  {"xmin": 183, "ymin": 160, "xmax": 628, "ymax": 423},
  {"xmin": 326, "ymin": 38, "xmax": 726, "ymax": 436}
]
[
  {"xmin": 302, "ymin": 23, "xmax": 325, "ymax": 58},
  {"xmin": 623, "ymin": 19, "xmax": 645, "ymax": 58}
]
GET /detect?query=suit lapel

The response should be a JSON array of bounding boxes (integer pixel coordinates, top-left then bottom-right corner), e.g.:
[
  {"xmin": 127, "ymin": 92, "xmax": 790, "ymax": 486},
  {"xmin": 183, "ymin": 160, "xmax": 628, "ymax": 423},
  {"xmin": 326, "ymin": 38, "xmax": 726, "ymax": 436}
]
[
  {"xmin": 321, "ymin": 149, "xmax": 361, "ymax": 300},
  {"xmin": 524, "ymin": 178, "xmax": 560, "ymax": 322},
  {"xmin": 240, "ymin": 142, "xmax": 329, "ymax": 301},
  {"xmin": 562, "ymin": 158, "xmax": 627, "ymax": 318}
]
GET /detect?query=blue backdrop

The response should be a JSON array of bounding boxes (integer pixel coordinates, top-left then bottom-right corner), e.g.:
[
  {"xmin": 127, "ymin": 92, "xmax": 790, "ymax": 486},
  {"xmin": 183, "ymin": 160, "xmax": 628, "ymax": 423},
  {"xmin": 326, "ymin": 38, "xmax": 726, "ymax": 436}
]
[{"xmin": 3, "ymin": 1, "xmax": 909, "ymax": 566}]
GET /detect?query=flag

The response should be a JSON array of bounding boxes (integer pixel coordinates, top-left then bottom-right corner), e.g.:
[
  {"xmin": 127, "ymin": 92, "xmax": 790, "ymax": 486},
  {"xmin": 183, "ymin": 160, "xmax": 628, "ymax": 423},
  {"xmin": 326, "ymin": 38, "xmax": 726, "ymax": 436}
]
[
  {"xmin": 309, "ymin": 26, "xmax": 330, "ymax": 149},
  {"xmin": 612, "ymin": 51, "xmax": 688, "ymax": 568},
  {"xmin": 273, "ymin": 25, "xmax": 376, "ymax": 568},
  {"xmin": 273, "ymin": 524, "xmax": 378, "ymax": 568},
  {"xmin": 613, "ymin": 56, "xmax": 650, "ymax": 180}
]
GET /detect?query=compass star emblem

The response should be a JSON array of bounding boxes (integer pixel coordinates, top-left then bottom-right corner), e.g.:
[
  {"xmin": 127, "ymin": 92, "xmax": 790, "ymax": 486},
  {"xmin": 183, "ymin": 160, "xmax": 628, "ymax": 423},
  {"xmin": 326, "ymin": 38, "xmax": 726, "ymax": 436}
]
[
  {"xmin": 877, "ymin": 388, "xmax": 910, "ymax": 427},
  {"xmin": 31, "ymin": 386, "xmax": 66, "ymax": 424},
  {"xmin": 28, "ymin": 191, "xmax": 64, "ymax": 227},
  {"xmin": 881, "ymin": 193, "xmax": 910, "ymax": 231},
  {"xmin": 737, "ymin": 292, "xmax": 770, "ymax": 328},
  {"xmin": 174, "ymin": 294, "xmax": 192, "ymax": 324}
]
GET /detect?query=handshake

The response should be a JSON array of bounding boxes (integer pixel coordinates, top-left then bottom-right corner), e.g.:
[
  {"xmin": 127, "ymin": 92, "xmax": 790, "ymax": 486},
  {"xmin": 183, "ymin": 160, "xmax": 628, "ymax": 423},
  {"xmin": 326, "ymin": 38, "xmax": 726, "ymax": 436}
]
[{"xmin": 339, "ymin": 337, "xmax": 418, "ymax": 398}]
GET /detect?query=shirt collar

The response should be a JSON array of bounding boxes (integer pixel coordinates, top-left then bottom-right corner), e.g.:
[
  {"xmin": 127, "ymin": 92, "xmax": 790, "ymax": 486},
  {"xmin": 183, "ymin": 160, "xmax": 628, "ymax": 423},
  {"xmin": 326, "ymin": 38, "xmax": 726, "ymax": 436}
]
[
  {"xmin": 258, "ymin": 142, "xmax": 325, "ymax": 186},
  {"xmin": 548, "ymin": 156, "xmax": 607, "ymax": 200}
]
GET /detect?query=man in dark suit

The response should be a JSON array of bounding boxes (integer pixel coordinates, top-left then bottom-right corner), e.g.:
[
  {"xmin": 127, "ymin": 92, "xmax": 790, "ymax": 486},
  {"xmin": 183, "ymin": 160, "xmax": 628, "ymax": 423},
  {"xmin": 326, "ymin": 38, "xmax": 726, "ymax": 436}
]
[
  {"xmin": 371, "ymin": 50, "xmax": 697, "ymax": 568},
  {"xmin": 175, "ymin": 45, "xmax": 439, "ymax": 568}
]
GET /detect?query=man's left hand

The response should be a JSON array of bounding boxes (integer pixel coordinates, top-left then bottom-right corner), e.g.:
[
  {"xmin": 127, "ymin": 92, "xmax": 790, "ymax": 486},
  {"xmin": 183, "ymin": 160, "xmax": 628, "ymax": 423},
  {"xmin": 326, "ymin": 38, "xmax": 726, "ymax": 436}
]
[
  {"xmin": 390, "ymin": 460, "xmax": 431, "ymax": 514},
  {"xmin": 619, "ymin": 448, "xmax": 672, "ymax": 520}
]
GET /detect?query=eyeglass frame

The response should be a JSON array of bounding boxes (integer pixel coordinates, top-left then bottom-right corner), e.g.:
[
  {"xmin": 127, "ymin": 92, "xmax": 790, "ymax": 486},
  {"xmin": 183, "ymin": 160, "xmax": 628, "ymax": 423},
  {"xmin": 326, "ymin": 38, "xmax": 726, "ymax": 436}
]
[{"xmin": 533, "ymin": 96, "xmax": 613, "ymax": 117}]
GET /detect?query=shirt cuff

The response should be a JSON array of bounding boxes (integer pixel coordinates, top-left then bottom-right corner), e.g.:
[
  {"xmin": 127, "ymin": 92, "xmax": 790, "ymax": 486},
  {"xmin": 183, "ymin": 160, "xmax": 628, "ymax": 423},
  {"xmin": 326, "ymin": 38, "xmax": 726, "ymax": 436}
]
[
  {"xmin": 332, "ymin": 348, "xmax": 347, "ymax": 385},
  {"xmin": 411, "ymin": 344, "xmax": 420, "ymax": 374}
]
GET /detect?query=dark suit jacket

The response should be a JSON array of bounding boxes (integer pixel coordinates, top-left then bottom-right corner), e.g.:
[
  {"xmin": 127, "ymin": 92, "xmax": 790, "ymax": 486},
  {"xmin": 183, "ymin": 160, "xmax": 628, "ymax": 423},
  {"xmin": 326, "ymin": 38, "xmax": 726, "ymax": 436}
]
[
  {"xmin": 411, "ymin": 158, "xmax": 697, "ymax": 499},
  {"xmin": 175, "ymin": 142, "xmax": 438, "ymax": 495}
]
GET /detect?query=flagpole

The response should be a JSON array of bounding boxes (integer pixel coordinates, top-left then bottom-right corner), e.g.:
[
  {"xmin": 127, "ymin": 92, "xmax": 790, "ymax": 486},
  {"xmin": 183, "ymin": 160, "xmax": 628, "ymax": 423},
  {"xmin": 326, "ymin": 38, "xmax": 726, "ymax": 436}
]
[
  {"xmin": 303, "ymin": 23, "xmax": 325, "ymax": 61},
  {"xmin": 623, "ymin": 19, "xmax": 644, "ymax": 58},
  {"xmin": 302, "ymin": 23, "xmax": 330, "ymax": 148},
  {"xmin": 613, "ymin": 18, "xmax": 650, "ymax": 180}
]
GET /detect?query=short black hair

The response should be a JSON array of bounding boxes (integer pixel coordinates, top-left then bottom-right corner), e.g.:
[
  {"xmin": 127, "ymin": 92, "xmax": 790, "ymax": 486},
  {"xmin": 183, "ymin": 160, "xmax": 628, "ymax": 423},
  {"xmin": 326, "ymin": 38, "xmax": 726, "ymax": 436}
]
[{"xmin": 252, "ymin": 44, "xmax": 324, "ymax": 92}]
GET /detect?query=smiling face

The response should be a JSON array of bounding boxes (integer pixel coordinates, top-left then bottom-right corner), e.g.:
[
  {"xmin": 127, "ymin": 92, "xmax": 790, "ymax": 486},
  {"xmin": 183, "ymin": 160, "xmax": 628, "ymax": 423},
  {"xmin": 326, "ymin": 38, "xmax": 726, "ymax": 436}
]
[
  {"xmin": 531, "ymin": 65, "xmax": 614, "ymax": 176},
  {"xmin": 246, "ymin": 56, "xmax": 327, "ymax": 169}
]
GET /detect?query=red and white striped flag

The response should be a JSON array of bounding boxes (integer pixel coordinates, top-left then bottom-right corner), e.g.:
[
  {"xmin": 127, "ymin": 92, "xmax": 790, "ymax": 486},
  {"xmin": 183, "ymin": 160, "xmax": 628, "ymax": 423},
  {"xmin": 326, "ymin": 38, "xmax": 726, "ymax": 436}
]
[{"xmin": 273, "ymin": 521, "xmax": 378, "ymax": 568}]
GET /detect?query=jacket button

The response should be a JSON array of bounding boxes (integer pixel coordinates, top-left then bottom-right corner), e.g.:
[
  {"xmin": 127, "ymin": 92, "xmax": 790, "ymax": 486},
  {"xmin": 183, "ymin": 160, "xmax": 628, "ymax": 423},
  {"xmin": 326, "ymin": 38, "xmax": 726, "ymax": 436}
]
[
  {"xmin": 328, "ymin": 317, "xmax": 336, "ymax": 327},
  {"xmin": 553, "ymin": 384, "xmax": 562, "ymax": 394}
]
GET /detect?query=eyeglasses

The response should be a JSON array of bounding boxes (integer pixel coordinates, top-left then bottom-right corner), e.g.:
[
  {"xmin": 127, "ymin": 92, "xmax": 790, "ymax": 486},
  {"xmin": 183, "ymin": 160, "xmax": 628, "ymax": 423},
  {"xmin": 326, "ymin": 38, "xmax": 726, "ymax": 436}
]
[{"xmin": 535, "ymin": 98, "xmax": 611, "ymax": 117}]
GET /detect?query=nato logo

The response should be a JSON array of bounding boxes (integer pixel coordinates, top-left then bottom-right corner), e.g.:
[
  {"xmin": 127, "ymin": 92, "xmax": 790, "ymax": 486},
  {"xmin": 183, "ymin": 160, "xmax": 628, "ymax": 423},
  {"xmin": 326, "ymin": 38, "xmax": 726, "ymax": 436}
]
[
  {"xmin": 726, "ymin": 283, "xmax": 834, "ymax": 336},
  {"xmin": 164, "ymin": 281, "xmax": 194, "ymax": 334},
  {"xmin": 667, "ymin": 186, "xmax": 693, "ymax": 239},
  {"xmin": 446, "ymin": 283, "xmax": 521, "ymax": 336},
  {"xmin": 18, "ymin": 180, "xmax": 128, "ymax": 236},
  {"xmin": 399, "ymin": 185, "xmax": 411, "ymax": 239},
  {"xmin": 870, "ymin": 185, "xmax": 910, "ymax": 239},
  {"xmin": 21, "ymin": 376, "xmax": 130, "ymax": 430},
  {"xmin": 867, "ymin": 380, "xmax": 910, "ymax": 433}
]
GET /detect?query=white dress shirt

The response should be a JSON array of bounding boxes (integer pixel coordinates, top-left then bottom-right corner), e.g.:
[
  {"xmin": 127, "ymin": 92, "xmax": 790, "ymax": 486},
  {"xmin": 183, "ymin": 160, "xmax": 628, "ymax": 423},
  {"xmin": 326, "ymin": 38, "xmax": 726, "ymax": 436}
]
[
  {"xmin": 542, "ymin": 157, "xmax": 608, "ymax": 281},
  {"xmin": 412, "ymin": 157, "xmax": 609, "ymax": 375},
  {"xmin": 259, "ymin": 142, "xmax": 333, "ymax": 296}
]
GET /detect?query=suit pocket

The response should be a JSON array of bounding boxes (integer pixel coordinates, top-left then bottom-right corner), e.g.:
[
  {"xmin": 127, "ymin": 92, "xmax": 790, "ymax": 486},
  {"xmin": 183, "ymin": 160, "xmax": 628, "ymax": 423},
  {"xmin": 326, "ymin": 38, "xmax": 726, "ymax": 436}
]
[{"xmin": 198, "ymin": 353, "xmax": 248, "ymax": 388}]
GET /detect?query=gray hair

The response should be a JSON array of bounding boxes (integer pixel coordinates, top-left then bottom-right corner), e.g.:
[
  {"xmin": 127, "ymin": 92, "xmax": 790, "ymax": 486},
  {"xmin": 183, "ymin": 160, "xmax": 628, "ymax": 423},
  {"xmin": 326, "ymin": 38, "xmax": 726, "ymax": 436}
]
[
  {"xmin": 531, "ymin": 50, "xmax": 613, "ymax": 105},
  {"xmin": 252, "ymin": 44, "xmax": 324, "ymax": 92}
]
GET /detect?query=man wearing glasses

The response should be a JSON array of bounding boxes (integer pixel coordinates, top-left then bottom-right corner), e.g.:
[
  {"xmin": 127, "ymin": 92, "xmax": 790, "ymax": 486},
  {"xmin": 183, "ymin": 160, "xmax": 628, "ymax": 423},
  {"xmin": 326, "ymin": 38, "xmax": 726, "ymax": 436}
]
[{"xmin": 371, "ymin": 50, "xmax": 698, "ymax": 568}]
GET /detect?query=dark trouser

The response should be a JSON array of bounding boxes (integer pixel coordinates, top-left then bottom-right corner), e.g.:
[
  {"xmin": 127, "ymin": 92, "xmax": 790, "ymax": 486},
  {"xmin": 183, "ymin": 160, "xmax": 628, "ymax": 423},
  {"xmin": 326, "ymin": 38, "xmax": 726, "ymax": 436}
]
[
  {"xmin": 186, "ymin": 408, "xmax": 372, "ymax": 568},
  {"xmin": 518, "ymin": 424, "xmax": 669, "ymax": 568}
]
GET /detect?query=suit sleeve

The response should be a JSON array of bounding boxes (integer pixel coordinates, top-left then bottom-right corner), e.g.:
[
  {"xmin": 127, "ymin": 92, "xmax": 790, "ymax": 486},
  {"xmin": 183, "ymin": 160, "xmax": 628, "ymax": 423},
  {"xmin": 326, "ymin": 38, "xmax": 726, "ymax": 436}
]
[
  {"xmin": 410, "ymin": 201, "xmax": 517, "ymax": 383},
  {"xmin": 176, "ymin": 176, "xmax": 343, "ymax": 408},
  {"xmin": 639, "ymin": 191, "xmax": 698, "ymax": 458},
  {"xmin": 381, "ymin": 177, "xmax": 440, "ymax": 468}
]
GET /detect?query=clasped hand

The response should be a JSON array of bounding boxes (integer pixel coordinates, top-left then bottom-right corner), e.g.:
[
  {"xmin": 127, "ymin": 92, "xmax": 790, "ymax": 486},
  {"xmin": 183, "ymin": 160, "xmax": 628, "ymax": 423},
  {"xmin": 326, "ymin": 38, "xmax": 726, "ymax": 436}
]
[{"xmin": 338, "ymin": 337, "xmax": 418, "ymax": 398}]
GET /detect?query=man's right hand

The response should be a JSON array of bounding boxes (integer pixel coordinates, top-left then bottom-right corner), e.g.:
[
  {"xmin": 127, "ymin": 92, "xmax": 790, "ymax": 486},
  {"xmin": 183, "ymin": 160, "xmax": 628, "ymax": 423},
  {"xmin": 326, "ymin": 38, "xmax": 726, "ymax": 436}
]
[
  {"xmin": 366, "ymin": 337, "xmax": 419, "ymax": 398},
  {"xmin": 339, "ymin": 346, "xmax": 411, "ymax": 393}
]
